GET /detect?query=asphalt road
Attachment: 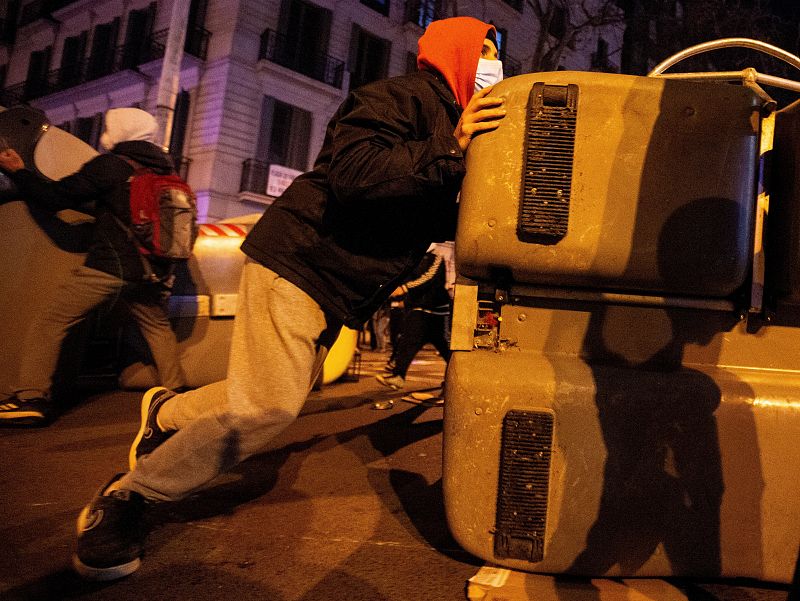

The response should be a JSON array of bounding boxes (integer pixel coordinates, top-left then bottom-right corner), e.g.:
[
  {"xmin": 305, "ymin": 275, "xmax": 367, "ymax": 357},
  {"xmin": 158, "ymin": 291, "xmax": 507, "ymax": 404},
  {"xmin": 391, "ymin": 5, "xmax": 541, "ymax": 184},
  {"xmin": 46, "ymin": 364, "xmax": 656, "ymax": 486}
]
[{"xmin": 0, "ymin": 349, "xmax": 795, "ymax": 601}]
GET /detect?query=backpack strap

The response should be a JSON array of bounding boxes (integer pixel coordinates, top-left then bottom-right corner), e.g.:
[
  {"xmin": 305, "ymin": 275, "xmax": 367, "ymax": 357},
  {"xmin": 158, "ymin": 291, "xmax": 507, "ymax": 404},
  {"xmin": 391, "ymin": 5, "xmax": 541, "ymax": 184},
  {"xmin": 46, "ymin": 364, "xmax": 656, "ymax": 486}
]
[
  {"xmin": 111, "ymin": 154, "xmax": 163, "ymax": 282},
  {"xmin": 109, "ymin": 212, "xmax": 162, "ymax": 282}
]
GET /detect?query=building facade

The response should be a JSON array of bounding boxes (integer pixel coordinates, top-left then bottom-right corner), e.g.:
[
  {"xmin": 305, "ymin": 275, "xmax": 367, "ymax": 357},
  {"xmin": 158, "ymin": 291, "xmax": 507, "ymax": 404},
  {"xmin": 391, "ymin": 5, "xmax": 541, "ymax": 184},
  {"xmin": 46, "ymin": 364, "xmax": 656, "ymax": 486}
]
[{"xmin": 0, "ymin": 0, "xmax": 623, "ymax": 221}]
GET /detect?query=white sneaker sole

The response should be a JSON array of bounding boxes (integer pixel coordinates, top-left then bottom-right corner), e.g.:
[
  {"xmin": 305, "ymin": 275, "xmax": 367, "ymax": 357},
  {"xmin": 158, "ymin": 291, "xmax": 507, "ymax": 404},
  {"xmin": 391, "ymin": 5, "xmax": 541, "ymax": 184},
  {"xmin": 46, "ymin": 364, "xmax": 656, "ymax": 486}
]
[
  {"xmin": 72, "ymin": 493, "xmax": 141, "ymax": 581},
  {"xmin": 72, "ymin": 553, "xmax": 141, "ymax": 581}
]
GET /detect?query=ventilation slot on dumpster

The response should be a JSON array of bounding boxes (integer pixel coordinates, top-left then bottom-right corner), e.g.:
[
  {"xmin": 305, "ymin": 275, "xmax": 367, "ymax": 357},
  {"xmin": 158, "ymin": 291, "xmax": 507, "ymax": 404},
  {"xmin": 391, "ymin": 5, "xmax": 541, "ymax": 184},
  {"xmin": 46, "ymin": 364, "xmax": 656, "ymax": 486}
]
[
  {"xmin": 494, "ymin": 409, "xmax": 554, "ymax": 562},
  {"xmin": 518, "ymin": 83, "xmax": 578, "ymax": 243}
]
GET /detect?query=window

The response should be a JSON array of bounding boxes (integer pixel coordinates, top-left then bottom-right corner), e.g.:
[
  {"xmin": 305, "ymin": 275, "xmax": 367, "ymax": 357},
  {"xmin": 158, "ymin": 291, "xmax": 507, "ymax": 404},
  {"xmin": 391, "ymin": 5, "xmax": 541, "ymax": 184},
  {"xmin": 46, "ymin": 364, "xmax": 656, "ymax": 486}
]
[
  {"xmin": 169, "ymin": 90, "xmax": 191, "ymax": 173},
  {"xmin": 349, "ymin": 25, "xmax": 390, "ymax": 91},
  {"xmin": 186, "ymin": 0, "xmax": 210, "ymax": 56},
  {"xmin": 59, "ymin": 32, "xmax": 87, "ymax": 87},
  {"xmin": 24, "ymin": 46, "xmax": 51, "ymax": 100},
  {"xmin": 361, "ymin": 0, "xmax": 389, "ymax": 17},
  {"xmin": 188, "ymin": 0, "xmax": 209, "ymax": 29},
  {"xmin": 256, "ymin": 95, "xmax": 311, "ymax": 172},
  {"xmin": 260, "ymin": 1, "xmax": 341, "ymax": 87},
  {"xmin": 277, "ymin": 0, "xmax": 333, "ymax": 80},
  {"xmin": 407, "ymin": 0, "xmax": 441, "ymax": 29},
  {"xmin": 87, "ymin": 19, "xmax": 120, "ymax": 80},
  {"xmin": 242, "ymin": 96, "xmax": 311, "ymax": 195},
  {"xmin": 2, "ymin": 0, "xmax": 20, "ymax": 45},
  {"xmin": 121, "ymin": 5, "xmax": 155, "ymax": 69},
  {"xmin": 74, "ymin": 113, "xmax": 103, "ymax": 149}
]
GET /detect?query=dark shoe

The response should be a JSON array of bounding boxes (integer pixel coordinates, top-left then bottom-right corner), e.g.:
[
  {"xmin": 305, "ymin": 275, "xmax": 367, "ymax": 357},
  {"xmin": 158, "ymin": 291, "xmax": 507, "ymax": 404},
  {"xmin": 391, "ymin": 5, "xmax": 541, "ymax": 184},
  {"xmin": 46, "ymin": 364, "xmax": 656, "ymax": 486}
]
[
  {"xmin": 72, "ymin": 474, "xmax": 146, "ymax": 581},
  {"xmin": 129, "ymin": 387, "xmax": 176, "ymax": 470},
  {"xmin": 0, "ymin": 397, "xmax": 54, "ymax": 427}
]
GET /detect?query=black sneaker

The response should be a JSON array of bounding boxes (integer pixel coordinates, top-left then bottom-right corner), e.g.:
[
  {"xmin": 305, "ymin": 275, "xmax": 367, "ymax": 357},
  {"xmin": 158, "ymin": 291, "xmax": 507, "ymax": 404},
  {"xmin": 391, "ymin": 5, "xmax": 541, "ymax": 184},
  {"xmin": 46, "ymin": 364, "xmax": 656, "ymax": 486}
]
[
  {"xmin": 72, "ymin": 474, "xmax": 146, "ymax": 581},
  {"xmin": 129, "ymin": 387, "xmax": 176, "ymax": 470},
  {"xmin": 0, "ymin": 397, "xmax": 54, "ymax": 427}
]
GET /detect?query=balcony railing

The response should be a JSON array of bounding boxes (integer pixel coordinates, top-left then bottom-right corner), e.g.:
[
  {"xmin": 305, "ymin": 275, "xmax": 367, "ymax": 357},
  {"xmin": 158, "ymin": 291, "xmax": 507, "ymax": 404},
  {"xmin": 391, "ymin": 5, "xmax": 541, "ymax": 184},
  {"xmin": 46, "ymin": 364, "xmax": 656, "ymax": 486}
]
[
  {"xmin": 240, "ymin": 159, "xmax": 270, "ymax": 195},
  {"xmin": 259, "ymin": 29, "xmax": 344, "ymax": 89},
  {"xmin": 20, "ymin": 0, "xmax": 78, "ymax": 26},
  {"xmin": 152, "ymin": 26, "xmax": 211, "ymax": 61},
  {"xmin": 0, "ymin": 26, "xmax": 211, "ymax": 106}
]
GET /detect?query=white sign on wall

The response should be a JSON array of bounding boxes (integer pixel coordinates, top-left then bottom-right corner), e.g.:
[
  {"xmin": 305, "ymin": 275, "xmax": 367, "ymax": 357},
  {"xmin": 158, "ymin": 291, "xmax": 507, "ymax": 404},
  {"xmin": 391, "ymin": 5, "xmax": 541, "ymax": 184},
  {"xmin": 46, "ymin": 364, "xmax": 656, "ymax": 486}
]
[{"xmin": 267, "ymin": 164, "xmax": 303, "ymax": 197}]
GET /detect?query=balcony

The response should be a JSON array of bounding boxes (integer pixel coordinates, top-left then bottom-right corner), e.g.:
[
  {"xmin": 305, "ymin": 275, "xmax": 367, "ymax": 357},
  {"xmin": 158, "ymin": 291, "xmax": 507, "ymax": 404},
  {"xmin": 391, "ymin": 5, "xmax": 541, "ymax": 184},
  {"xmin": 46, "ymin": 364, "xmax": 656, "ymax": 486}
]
[
  {"xmin": 240, "ymin": 159, "xmax": 270, "ymax": 196},
  {"xmin": 0, "ymin": 26, "xmax": 211, "ymax": 106},
  {"xmin": 152, "ymin": 26, "xmax": 211, "ymax": 62},
  {"xmin": 19, "ymin": 0, "xmax": 78, "ymax": 26},
  {"xmin": 259, "ymin": 29, "xmax": 344, "ymax": 89}
]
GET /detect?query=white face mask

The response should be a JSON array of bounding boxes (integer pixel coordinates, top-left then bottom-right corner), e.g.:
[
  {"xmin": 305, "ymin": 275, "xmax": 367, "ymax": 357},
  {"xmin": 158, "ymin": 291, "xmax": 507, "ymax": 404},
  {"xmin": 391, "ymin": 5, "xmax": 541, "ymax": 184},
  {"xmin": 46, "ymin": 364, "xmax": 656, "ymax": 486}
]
[{"xmin": 474, "ymin": 58, "xmax": 504, "ymax": 92}]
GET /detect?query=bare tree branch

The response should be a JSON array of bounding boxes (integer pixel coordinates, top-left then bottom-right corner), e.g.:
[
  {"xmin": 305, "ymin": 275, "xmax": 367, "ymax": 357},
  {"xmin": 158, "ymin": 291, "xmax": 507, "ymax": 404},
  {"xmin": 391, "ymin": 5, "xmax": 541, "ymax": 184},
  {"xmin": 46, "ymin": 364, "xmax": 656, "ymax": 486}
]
[{"xmin": 524, "ymin": 0, "xmax": 624, "ymax": 71}]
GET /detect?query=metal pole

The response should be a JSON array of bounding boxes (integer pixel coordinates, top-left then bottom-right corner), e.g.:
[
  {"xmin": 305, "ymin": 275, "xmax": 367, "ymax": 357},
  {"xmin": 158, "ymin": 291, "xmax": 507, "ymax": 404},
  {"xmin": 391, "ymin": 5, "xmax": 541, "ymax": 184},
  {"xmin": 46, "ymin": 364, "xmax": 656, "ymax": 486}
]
[{"xmin": 154, "ymin": 0, "xmax": 192, "ymax": 150}]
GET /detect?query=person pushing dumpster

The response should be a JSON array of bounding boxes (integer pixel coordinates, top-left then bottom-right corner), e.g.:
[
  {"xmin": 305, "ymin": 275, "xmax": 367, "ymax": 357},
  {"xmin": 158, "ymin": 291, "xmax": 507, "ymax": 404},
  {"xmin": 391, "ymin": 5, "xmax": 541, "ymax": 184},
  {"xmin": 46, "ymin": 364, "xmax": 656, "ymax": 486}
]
[{"xmin": 71, "ymin": 16, "xmax": 507, "ymax": 580}]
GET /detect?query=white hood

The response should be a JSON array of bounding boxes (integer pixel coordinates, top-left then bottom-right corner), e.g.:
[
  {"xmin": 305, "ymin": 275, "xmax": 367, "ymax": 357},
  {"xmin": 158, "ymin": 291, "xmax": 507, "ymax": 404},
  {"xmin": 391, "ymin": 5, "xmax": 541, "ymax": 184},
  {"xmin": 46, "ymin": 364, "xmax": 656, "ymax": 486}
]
[{"xmin": 100, "ymin": 108, "xmax": 157, "ymax": 151}]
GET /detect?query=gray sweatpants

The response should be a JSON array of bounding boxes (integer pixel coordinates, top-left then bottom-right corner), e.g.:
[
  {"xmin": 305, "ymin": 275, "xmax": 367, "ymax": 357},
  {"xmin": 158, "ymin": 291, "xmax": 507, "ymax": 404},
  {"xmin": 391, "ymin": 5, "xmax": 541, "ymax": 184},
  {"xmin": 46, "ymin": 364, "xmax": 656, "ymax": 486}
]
[
  {"xmin": 120, "ymin": 260, "xmax": 341, "ymax": 502},
  {"xmin": 13, "ymin": 265, "xmax": 185, "ymax": 400}
]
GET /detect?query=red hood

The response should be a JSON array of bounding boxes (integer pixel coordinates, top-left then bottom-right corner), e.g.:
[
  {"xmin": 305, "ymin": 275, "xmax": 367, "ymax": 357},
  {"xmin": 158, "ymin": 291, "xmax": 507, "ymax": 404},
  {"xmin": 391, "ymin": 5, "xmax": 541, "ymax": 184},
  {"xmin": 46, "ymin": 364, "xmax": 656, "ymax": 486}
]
[{"xmin": 417, "ymin": 17, "xmax": 495, "ymax": 109}]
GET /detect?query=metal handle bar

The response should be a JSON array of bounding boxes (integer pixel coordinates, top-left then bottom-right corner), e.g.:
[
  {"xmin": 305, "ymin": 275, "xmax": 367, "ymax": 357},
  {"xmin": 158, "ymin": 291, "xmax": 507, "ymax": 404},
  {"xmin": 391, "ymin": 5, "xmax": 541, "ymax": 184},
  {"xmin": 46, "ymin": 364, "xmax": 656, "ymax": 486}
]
[
  {"xmin": 648, "ymin": 38, "xmax": 800, "ymax": 96},
  {"xmin": 654, "ymin": 69, "xmax": 800, "ymax": 94},
  {"xmin": 649, "ymin": 38, "xmax": 800, "ymax": 76}
]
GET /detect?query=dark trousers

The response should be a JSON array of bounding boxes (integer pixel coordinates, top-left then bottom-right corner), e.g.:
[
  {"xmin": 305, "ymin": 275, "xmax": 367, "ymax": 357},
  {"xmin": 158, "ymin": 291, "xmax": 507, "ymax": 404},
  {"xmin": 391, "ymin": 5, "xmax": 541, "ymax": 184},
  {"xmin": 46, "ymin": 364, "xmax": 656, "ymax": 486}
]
[
  {"xmin": 392, "ymin": 309, "xmax": 451, "ymax": 378},
  {"xmin": 387, "ymin": 305, "xmax": 405, "ymax": 361}
]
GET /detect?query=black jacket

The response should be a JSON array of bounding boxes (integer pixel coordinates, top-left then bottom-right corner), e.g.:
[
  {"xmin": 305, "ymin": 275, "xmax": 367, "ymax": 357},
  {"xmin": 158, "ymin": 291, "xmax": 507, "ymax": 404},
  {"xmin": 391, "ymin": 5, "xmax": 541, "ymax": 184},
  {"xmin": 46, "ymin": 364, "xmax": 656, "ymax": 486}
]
[
  {"xmin": 10, "ymin": 140, "xmax": 175, "ymax": 281},
  {"xmin": 242, "ymin": 70, "xmax": 466, "ymax": 328},
  {"xmin": 403, "ymin": 252, "xmax": 451, "ymax": 313}
]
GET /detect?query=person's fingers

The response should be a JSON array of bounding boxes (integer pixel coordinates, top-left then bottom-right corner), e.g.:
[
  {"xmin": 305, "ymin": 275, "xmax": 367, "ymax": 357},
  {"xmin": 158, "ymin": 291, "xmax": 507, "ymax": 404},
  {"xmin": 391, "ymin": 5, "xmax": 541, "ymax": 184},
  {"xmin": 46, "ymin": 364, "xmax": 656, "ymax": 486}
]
[
  {"xmin": 472, "ymin": 84, "xmax": 496, "ymax": 98},
  {"xmin": 471, "ymin": 120, "xmax": 502, "ymax": 135},
  {"xmin": 472, "ymin": 95, "xmax": 504, "ymax": 109},
  {"xmin": 474, "ymin": 106, "xmax": 507, "ymax": 120},
  {"xmin": 463, "ymin": 107, "xmax": 506, "ymax": 132},
  {"xmin": 461, "ymin": 120, "xmax": 501, "ymax": 140},
  {"xmin": 455, "ymin": 90, "xmax": 505, "ymax": 151}
]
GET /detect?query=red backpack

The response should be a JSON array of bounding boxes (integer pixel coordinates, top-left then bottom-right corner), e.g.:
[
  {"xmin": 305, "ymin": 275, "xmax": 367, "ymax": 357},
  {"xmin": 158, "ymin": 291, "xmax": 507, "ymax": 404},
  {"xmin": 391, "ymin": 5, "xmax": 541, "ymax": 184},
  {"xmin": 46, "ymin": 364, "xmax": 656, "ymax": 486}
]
[{"xmin": 126, "ymin": 167, "xmax": 198, "ymax": 261}]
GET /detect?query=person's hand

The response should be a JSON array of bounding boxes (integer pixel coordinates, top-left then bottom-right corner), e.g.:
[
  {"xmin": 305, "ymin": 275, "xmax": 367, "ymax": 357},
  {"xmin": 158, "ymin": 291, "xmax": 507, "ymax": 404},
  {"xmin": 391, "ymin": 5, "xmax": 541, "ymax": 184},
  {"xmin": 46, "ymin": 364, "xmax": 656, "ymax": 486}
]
[
  {"xmin": 0, "ymin": 148, "xmax": 24, "ymax": 173},
  {"xmin": 453, "ymin": 85, "xmax": 506, "ymax": 153}
]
